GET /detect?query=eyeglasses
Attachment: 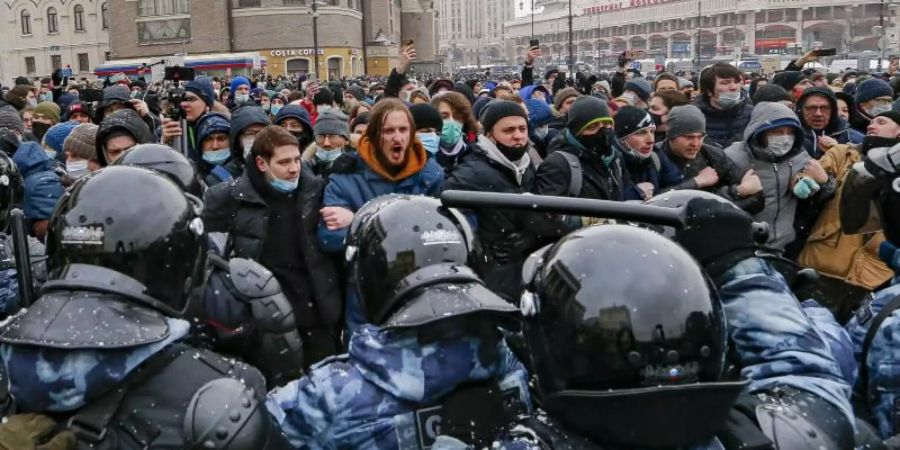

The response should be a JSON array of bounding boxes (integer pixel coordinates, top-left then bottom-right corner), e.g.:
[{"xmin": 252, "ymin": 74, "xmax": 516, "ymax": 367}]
[
  {"xmin": 803, "ymin": 105, "xmax": 831, "ymax": 113},
  {"xmin": 183, "ymin": 95, "xmax": 201, "ymax": 102},
  {"xmin": 315, "ymin": 134, "xmax": 346, "ymax": 144}
]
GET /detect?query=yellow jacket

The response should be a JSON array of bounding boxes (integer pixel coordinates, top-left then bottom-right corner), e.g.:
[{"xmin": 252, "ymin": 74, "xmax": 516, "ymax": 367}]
[{"xmin": 798, "ymin": 144, "xmax": 893, "ymax": 290}]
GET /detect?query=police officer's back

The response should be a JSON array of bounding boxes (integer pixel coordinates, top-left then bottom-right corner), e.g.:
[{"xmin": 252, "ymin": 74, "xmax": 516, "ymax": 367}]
[
  {"xmin": 0, "ymin": 166, "xmax": 290, "ymax": 449},
  {"xmin": 266, "ymin": 195, "xmax": 531, "ymax": 449}
]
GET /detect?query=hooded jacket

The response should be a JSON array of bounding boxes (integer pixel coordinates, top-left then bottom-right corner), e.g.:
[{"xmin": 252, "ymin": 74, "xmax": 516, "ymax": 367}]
[
  {"xmin": 445, "ymin": 136, "xmax": 544, "ymax": 302},
  {"xmin": 95, "ymin": 109, "xmax": 154, "ymax": 166},
  {"xmin": 534, "ymin": 130, "xmax": 628, "ymax": 202},
  {"xmin": 203, "ymin": 155, "xmax": 344, "ymax": 343},
  {"xmin": 725, "ymin": 102, "xmax": 836, "ymax": 251},
  {"xmin": 694, "ymin": 91, "xmax": 754, "ymax": 150},
  {"xmin": 518, "ymin": 85, "xmax": 550, "ymax": 103},
  {"xmin": 796, "ymin": 87, "xmax": 864, "ymax": 158},
  {"xmin": 317, "ymin": 137, "xmax": 443, "ymax": 254},
  {"xmin": 194, "ymin": 112, "xmax": 240, "ymax": 186},
  {"xmin": 96, "ymin": 85, "xmax": 160, "ymax": 135},
  {"xmin": 266, "ymin": 324, "xmax": 531, "ymax": 450},
  {"xmin": 228, "ymin": 106, "xmax": 270, "ymax": 168},
  {"xmin": 12, "ymin": 141, "xmax": 64, "ymax": 221}
]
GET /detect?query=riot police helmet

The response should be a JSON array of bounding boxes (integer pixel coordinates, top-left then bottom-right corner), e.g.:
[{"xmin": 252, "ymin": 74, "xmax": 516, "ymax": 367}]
[
  {"xmin": 520, "ymin": 224, "xmax": 745, "ymax": 448},
  {"xmin": 345, "ymin": 195, "xmax": 517, "ymax": 329},
  {"xmin": 114, "ymin": 143, "xmax": 204, "ymax": 197},
  {"xmin": 46, "ymin": 166, "xmax": 207, "ymax": 316}
]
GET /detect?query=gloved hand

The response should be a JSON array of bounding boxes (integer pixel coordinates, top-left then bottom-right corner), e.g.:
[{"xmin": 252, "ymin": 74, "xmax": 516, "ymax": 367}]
[
  {"xmin": 792, "ymin": 176, "xmax": 820, "ymax": 199},
  {"xmin": 0, "ymin": 414, "xmax": 76, "ymax": 450},
  {"xmin": 863, "ymin": 142, "xmax": 900, "ymax": 180}
]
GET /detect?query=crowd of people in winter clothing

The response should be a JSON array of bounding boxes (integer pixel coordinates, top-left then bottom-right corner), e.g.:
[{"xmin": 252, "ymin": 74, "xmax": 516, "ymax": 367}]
[{"xmin": 0, "ymin": 42, "xmax": 899, "ymax": 449}]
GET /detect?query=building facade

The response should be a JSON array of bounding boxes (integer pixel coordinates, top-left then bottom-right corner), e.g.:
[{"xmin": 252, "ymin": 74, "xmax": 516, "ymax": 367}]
[
  {"xmin": 437, "ymin": 0, "xmax": 517, "ymax": 69},
  {"xmin": 1, "ymin": 0, "xmax": 110, "ymax": 83},
  {"xmin": 498, "ymin": 0, "xmax": 899, "ymax": 68},
  {"xmin": 105, "ymin": 0, "xmax": 435, "ymax": 79}
]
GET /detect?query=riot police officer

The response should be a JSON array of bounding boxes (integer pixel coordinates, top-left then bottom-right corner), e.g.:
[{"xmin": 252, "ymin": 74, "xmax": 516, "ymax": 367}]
[
  {"xmin": 480, "ymin": 223, "xmax": 856, "ymax": 449},
  {"xmin": 114, "ymin": 144, "xmax": 304, "ymax": 387},
  {"xmin": 0, "ymin": 166, "xmax": 291, "ymax": 449},
  {"xmin": 266, "ymin": 195, "xmax": 531, "ymax": 449}
]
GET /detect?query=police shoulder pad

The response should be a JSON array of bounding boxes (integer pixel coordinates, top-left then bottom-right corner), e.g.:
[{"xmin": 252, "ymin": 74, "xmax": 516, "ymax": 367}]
[{"xmin": 227, "ymin": 258, "xmax": 282, "ymax": 300}]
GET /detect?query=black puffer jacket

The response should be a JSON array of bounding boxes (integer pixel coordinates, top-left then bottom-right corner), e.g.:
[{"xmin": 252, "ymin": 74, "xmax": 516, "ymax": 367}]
[
  {"xmin": 533, "ymin": 131, "xmax": 628, "ymax": 202},
  {"xmin": 443, "ymin": 136, "xmax": 544, "ymax": 303},
  {"xmin": 202, "ymin": 165, "xmax": 343, "ymax": 335}
]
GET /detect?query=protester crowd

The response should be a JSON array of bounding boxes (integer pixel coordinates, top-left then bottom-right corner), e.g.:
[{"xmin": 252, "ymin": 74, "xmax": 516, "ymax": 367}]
[{"xmin": 0, "ymin": 43, "xmax": 898, "ymax": 449}]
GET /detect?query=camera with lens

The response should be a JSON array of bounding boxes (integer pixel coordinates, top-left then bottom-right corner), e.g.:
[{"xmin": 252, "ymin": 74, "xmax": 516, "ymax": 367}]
[{"xmin": 167, "ymin": 87, "xmax": 186, "ymax": 121}]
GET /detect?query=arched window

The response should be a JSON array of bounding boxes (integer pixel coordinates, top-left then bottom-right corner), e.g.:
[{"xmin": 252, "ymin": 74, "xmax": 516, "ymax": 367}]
[
  {"xmin": 47, "ymin": 7, "xmax": 58, "ymax": 33},
  {"xmin": 101, "ymin": 3, "xmax": 108, "ymax": 28},
  {"xmin": 21, "ymin": 10, "xmax": 31, "ymax": 35},
  {"xmin": 74, "ymin": 5, "xmax": 85, "ymax": 31}
]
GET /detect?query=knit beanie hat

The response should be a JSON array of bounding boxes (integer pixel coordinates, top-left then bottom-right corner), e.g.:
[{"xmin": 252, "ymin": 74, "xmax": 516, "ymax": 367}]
[
  {"xmin": 752, "ymin": 84, "xmax": 792, "ymax": 105},
  {"xmin": 63, "ymin": 123, "xmax": 99, "ymax": 160},
  {"xmin": 314, "ymin": 108, "xmax": 350, "ymax": 139},
  {"xmin": 345, "ymin": 85, "xmax": 367, "ymax": 101},
  {"xmin": 480, "ymin": 100, "xmax": 528, "ymax": 134},
  {"xmin": 313, "ymin": 88, "xmax": 334, "ymax": 107},
  {"xmin": 876, "ymin": 110, "xmax": 900, "ymax": 127},
  {"xmin": 894, "ymin": 98, "xmax": 900, "ymax": 113},
  {"xmin": 613, "ymin": 106, "xmax": 654, "ymax": 139},
  {"xmin": 34, "ymin": 101, "xmax": 60, "ymax": 123},
  {"xmin": 409, "ymin": 104, "xmax": 442, "ymax": 132},
  {"xmin": 185, "ymin": 77, "xmax": 216, "ymax": 107},
  {"xmin": 5, "ymin": 86, "xmax": 30, "ymax": 110},
  {"xmin": 623, "ymin": 77, "xmax": 652, "ymax": 102},
  {"xmin": 566, "ymin": 96, "xmax": 612, "ymax": 136},
  {"xmin": 855, "ymin": 78, "xmax": 894, "ymax": 105},
  {"xmin": 677, "ymin": 77, "xmax": 694, "ymax": 89},
  {"xmin": 553, "ymin": 87, "xmax": 581, "ymax": 112},
  {"xmin": 772, "ymin": 71, "xmax": 806, "ymax": 91},
  {"xmin": 0, "ymin": 107, "xmax": 24, "ymax": 135},
  {"xmin": 666, "ymin": 105, "xmax": 706, "ymax": 139},
  {"xmin": 196, "ymin": 112, "xmax": 231, "ymax": 146},
  {"xmin": 42, "ymin": 120, "xmax": 79, "ymax": 154}
]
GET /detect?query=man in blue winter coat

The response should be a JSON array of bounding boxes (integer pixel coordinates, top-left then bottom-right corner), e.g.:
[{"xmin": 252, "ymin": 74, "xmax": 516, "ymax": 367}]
[
  {"xmin": 317, "ymin": 99, "xmax": 442, "ymax": 332},
  {"xmin": 268, "ymin": 196, "xmax": 530, "ymax": 450}
]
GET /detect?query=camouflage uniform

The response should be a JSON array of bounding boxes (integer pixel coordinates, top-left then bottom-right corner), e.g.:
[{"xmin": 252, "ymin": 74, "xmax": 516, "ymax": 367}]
[
  {"xmin": 846, "ymin": 282, "xmax": 900, "ymax": 438},
  {"xmin": 719, "ymin": 257, "xmax": 854, "ymax": 425},
  {"xmin": 266, "ymin": 324, "xmax": 532, "ymax": 450}
]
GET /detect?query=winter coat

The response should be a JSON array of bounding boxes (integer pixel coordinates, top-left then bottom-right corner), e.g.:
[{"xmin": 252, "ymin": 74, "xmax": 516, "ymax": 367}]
[
  {"xmin": 797, "ymin": 143, "xmax": 893, "ymax": 290},
  {"xmin": 796, "ymin": 87, "xmax": 864, "ymax": 158},
  {"xmin": 846, "ymin": 282, "xmax": 900, "ymax": 438},
  {"xmin": 95, "ymin": 109, "xmax": 154, "ymax": 163},
  {"xmin": 534, "ymin": 131, "xmax": 628, "ymax": 202},
  {"xmin": 316, "ymin": 143, "xmax": 444, "ymax": 254},
  {"xmin": 618, "ymin": 140, "xmax": 681, "ymax": 201},
  {"xmin": 725, "ymin": 102, "xmax": 836, "ymax": 251},
  {"xmin": 435, "ymin": 138, "xmax": 473, "ymax": 174},
  {"xmin": 202, "ymin": 165, "xmax": 343, "ymax": 334},
  {"xmin": 694, "ymin": 92, "xmax": 754, "ymax": 150},
  {"xmin": 266, "ymin": 324, "xmax": 532, "ymax": 450},
  {"xmin": 444, "ymin": 136, "xmax": 542, "ymax": 302},
  {"xmin": 12, "ymin": 141, "xmax": 63, "ymax": 221},
  {"xmin": 657, "ymin": 140, "xmax": 765, "ymax": 214}
]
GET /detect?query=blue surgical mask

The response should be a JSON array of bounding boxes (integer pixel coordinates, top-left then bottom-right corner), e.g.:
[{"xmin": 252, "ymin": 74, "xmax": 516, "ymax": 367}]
[
  {"xmin": 262, "ymin": 103, "xmax": 271, "ymax": 112},
  {"xmin": 41, "ymin": 92, "xmax": 53, "ymax": 102},
  {"xmin": 44, "ymin": 149, "xmax": 57, "ymax": 160},
  {"xmin": 717, "ymin": 91, "xmax": 742, "ymax": 109},
  {"xmin": 418, "ymin": 132, "xmax": 440, "ymax": 155},
  {"xmin": 271, "ymin": 104, "xmax": 283, "ymax": 116},
  {"xmin": 202, "ymin": 148, "xmax": 230, "ymax": 165},
  {"xmin": 269, "ymin": 176, "xmax": 298, "ymax": 193},
  {"xmin": 316, "ymin": 146, "xmax": 343, "ymax": 163},
  {"xmin": 441, "ymin": 120, "xmax": 463, "ymax": 147}
]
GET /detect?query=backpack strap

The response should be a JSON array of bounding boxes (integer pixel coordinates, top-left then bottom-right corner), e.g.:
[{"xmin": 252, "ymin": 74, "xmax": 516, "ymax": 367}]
[
  {"xmin": 210, "ymin": 166, "xmax": 234, "ymax": 183},
  {"xmin": 67, "ymin": 344, "xmax": 188, "ymax": 445},
  {"xmin": 557, "ymin": 152, "xmax": 582, "ymax": 197}
]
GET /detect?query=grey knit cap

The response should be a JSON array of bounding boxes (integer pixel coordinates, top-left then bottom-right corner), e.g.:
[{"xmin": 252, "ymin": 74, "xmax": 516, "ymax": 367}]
[
  {"xmin": 314, "ymin": 108, "xmax": 350, "ymax": 140},
  {"xmin": 0, "ymin": 107, "xmax": 24, "ymax": 135},
  {"xmin": 63, "ymin": 123, "xmax": 99, "ymax": 160},
  {"xmin": 666, "ymin": 105, "xmax": 706, "ymax": 139}
]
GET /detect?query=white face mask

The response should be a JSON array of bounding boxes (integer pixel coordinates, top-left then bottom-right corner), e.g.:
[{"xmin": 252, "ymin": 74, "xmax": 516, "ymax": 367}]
[
  {"xmin": 767, "ymin": 134, "xmax": 795, "ymax": 157},
  {"xmin": 66, "ymin": 159, "xmax": 89, "ymax": 177},
  {"xmin": 717, "ymin": 91, "xmax": 741, "ymax": 109},
  {"xmin": 241, "ymin": 136, "xmax": 255, "ymax": 159}
]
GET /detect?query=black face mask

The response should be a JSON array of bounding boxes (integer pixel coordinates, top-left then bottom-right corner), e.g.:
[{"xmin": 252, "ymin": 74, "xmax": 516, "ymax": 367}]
[
  {"xmin": 32, "ymin": 122, "xmax": 50, "ymax": 141},
  {"xmin": 579, "ymin": 129, "xmax": 612, "ymax": 156},
  {"xmin": 651, "ymin": 113, "xmax": 664, "ymax": 127},
  {"xmin": 291, "ymin": 130, "xmax": 312, "ymax": 148},
  {"xmin": 861, "ymin": 135, "xmax": 900, "ymax": 154},
  {"xmin": 496, "ymin": 141, "xmax": 529, "ymax": 162}
]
